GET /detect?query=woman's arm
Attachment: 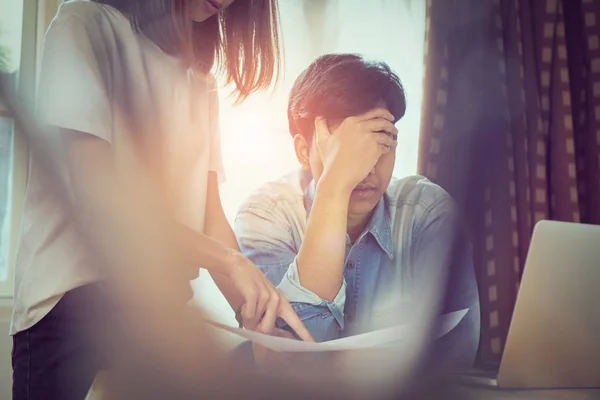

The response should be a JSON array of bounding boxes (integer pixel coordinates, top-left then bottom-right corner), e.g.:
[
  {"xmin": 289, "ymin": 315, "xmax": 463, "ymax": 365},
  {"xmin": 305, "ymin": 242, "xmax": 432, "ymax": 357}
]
[
  {"xmin": 202, "ymin": 172, "xmax": 245, "ymax": 310},
  {"xmin": 202, "ymin": 172, "xmax": 312, "ymax": 338},
  {"xmin": 64, "ymin": 132, "xmax": 238, "ymax": 307},
  {"xmin": 66, "ymin": 136, "xmax": 311, "ymax": 338}
]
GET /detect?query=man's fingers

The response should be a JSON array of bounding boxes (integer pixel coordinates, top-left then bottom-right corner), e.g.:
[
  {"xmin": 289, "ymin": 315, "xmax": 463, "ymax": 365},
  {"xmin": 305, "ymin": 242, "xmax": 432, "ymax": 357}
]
[
  {"xmin": 371, "ymin": 133, "xmax": 397, "ymax": 151},
  {"xmin": 357, "ymin": 107, "xmax": 395, "ymax": 122},
  {"xmin": 365, "ymin": 119, "xmax": 398, "ymax": 138},
  {"xmin": 278, "ymin": 300, "xmax": 314, "ymax": 342},
  {"xmin": 363, "ymin": 130, "xmax": 397, "ymax": 156}
]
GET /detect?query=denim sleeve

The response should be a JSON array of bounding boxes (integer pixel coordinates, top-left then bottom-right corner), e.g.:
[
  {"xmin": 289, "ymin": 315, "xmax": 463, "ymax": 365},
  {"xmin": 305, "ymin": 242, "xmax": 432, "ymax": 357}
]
[
  {"xmin": 412, "ymin": 197, "xmax": 481, "ymax": 367},
  {"xmin": 234, "ymin": 205, "xmax": 345, "ymax": 342}
]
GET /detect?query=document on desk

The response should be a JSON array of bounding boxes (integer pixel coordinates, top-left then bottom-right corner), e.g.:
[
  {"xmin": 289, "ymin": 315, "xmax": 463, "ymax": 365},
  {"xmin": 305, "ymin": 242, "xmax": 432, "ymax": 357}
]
[{"xmin": 206, "ymin": 309, "xmax": 468, "ymax": 353}]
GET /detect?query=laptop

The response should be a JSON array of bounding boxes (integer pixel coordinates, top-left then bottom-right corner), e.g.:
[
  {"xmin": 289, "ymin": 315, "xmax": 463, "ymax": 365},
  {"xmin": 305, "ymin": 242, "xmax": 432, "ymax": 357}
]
[{"xmin": 460, "ymin": 220, "xmax": 600, "ymax": 389}]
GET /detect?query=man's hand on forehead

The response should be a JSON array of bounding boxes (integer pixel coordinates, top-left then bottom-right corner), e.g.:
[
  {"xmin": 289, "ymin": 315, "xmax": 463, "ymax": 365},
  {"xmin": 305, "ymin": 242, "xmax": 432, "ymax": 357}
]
[
  {"xmin": 355, "ymin": 107, "xmax": 398, "ymax": 142},
  {"xmin": 315, "ymin": 109, "xmax": 397, "ymax": 194},
  {"xmin": 376, "ymin": 129, "xmax": 398, "ymax": 141}
]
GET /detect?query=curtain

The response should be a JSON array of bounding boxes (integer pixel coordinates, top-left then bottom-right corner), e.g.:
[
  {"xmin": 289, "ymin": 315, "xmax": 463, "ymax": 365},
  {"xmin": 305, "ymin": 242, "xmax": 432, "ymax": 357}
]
[{"xmin": 419, "ymin": 0, "xmax": 600, "ymax": 365}]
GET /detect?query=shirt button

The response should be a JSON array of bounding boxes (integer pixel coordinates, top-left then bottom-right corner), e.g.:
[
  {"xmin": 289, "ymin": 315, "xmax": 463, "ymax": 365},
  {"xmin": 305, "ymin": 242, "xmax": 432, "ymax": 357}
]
[{"xmin": 347, "ymin": 261, "xmax": 354, "ymax": 270}]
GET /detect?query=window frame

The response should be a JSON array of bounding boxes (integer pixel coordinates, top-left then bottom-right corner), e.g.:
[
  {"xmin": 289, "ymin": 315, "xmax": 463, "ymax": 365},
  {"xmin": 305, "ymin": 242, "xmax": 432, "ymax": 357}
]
[{"xmin": 0, "ymin": 0, "xmax": 54, "ymax": 298}]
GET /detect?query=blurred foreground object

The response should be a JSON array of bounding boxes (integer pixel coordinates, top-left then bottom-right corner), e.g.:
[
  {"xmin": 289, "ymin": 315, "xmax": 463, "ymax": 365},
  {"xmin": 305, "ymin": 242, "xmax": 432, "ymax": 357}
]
[
  {"xmin": 0, "ymin": 69, "xmax": 327, "ymax": 400},
  {"xmin": 0, "ymin": 67, "xmax": 433, "ymax": 400}
]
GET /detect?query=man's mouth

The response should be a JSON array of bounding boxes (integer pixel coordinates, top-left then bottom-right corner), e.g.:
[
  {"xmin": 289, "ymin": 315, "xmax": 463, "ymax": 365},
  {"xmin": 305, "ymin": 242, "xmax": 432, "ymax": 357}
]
[
  {"xmin": 352, "ymin": 185, "xmax": 378, "ymax": 198},
  {"xmin": 353, "ymin": 184, "xmax": 377, "ymax": 191}
]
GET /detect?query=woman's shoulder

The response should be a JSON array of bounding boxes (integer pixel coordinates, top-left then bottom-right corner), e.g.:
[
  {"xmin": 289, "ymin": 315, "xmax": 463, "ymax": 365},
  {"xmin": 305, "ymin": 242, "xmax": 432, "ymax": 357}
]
[{"xmin": 52, "ymin": 0, "xmax": 125, "ymax": 31}]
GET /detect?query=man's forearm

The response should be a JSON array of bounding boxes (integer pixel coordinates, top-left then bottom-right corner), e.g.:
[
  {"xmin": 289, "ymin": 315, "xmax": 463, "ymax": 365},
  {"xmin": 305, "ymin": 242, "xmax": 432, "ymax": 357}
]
[{"xmin": 295, "ymin": 178, "xmax": 350, "ymax": 301}]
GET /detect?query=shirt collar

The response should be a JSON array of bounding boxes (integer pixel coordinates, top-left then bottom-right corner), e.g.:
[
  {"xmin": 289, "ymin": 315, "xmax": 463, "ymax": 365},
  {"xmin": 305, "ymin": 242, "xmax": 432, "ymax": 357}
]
[{"xmin": 304, "ymin": 179, "xmax": 393, "ymax": 259}]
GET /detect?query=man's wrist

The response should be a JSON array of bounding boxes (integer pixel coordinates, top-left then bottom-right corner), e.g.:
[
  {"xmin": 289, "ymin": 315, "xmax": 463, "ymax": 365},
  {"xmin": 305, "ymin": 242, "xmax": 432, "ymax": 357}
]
[{"xmin": 315, "ymin": 175, "xmax": 353, "ymax": 202}]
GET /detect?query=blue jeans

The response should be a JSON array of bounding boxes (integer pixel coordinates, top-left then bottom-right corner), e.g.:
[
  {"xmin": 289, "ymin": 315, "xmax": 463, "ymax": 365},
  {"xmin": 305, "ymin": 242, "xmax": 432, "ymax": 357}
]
[{"xmin": 12, "ymin": 283, "xmax": 118, "ymax": 400}]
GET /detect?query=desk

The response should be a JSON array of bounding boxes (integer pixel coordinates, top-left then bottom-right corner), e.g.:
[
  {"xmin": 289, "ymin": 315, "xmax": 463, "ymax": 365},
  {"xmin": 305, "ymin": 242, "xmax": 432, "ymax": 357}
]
[{"xmin": 458, "ymin": 386, "xmax": 600, "ymax": 399}]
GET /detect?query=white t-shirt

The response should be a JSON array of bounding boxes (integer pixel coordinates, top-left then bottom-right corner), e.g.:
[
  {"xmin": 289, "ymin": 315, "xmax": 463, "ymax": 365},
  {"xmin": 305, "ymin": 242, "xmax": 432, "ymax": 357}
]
[{"xmin": 10, "ymin": 0, "xmax": 224, "ymax": 334}]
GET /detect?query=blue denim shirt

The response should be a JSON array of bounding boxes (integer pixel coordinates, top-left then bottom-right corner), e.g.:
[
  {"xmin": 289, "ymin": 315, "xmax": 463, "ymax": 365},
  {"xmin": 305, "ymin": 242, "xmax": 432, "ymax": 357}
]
[{"xmin": 234, "ymin": 171, "xmax": 480, "ymax": 366}]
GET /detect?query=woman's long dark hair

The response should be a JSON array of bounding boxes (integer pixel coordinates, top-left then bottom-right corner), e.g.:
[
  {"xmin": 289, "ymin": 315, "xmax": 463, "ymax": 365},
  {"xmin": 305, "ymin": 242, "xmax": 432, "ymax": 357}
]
[{"xmin": 92, "ymin": 0, "xmax": 281, "ymax": 102}]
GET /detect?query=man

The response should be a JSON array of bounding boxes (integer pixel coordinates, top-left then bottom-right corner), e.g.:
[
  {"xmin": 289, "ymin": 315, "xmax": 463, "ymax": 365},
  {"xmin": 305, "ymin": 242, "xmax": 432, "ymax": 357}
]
[{"xmin": 234, "ymin": 54, "xmax": 480, "ymax": 367}]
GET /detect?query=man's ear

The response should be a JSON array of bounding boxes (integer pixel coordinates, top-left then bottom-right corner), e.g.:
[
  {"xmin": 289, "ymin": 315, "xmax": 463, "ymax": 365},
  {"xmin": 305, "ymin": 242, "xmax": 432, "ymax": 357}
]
[{"xmin": 293, "ymin": 134, "xmax": 311, "ymax": 171}]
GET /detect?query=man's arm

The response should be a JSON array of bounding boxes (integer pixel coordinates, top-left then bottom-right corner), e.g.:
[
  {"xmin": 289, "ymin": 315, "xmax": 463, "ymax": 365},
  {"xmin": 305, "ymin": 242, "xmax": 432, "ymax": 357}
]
[
  {"xmin": 293, "ymin": 182, "xmax": 349, "ymax": 301},
  {"xmin": 294, "ymin": 111, "xmax": 398, "ymax": 301}
]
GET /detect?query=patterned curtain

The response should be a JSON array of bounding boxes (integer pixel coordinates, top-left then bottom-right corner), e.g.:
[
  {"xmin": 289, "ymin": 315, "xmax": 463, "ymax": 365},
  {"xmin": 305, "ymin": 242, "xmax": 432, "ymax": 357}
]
[{"xmin": 419, "ymin": 0, "xmax": 600, "ymax": 366}]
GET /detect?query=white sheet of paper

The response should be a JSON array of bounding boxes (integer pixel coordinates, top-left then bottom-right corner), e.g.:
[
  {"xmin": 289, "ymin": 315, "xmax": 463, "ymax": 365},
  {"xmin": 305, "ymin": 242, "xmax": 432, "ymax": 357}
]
[{"xmin": 206, "ymin": 309, "xmax": 468, "ymax": 353}]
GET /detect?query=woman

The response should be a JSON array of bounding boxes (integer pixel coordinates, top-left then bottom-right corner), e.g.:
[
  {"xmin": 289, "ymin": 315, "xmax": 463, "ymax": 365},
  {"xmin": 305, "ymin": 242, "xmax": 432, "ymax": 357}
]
[{"xmin": 11, "ymin": 0, "xmax": 311, "ymax": 398}]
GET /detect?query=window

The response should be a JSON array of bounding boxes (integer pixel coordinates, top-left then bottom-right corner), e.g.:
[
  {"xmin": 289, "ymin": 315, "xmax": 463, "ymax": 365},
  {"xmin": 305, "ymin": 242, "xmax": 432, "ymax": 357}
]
[
  {"xmin": 0, "ymin": 0, "xmax": 42, "ymax": 298},
  {"xmin": 0, "ymin": 0, "xmax": 25, "ymax": 297},
  {"xmin": 194, "ymin": 0, "xmax": 426, "ymax": 326}
]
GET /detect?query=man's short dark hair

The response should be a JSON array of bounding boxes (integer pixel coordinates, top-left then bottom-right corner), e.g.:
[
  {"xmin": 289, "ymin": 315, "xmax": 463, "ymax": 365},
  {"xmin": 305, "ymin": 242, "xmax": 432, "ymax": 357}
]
[{"xmin": 287, "ymin": 53, "xmax": 406, "ymax": 141}]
